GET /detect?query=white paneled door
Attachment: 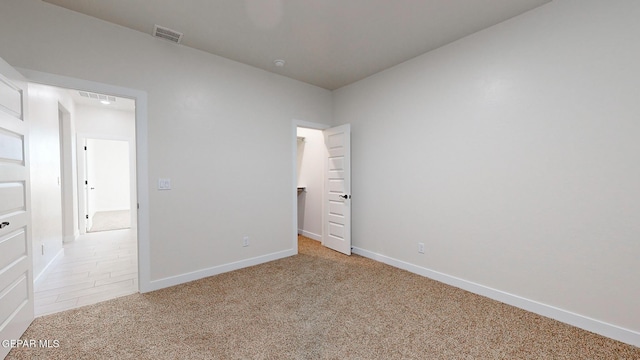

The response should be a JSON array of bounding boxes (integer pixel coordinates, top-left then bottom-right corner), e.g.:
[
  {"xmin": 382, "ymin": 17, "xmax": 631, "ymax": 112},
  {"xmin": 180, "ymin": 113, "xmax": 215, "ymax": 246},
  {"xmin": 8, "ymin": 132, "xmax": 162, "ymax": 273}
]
[
  {"xmin": 0, "ymin": 57, "xmax": 34, "ymax": 358},
  {"xmin": 322, "ymin": 124, "xmax": 351, "ymax": 255}
]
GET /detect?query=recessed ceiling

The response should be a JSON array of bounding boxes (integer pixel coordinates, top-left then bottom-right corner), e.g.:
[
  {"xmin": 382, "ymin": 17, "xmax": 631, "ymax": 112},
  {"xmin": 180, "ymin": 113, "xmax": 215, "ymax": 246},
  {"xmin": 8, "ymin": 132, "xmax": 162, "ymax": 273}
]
[{"xmin": 42, "ymin": 0, "xmax": 551, "ymax": 90}]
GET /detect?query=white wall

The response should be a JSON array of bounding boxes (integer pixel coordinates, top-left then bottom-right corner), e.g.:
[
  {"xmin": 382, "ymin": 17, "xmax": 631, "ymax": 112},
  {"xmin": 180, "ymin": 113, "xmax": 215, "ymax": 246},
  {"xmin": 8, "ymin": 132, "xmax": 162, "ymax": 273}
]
[
  {"xmin": 296, "ymin": 128, "xmax": 324, "ymax": 240},
  {"xmin": 58, "ymin": 106, "xmax": 78, "ymax": 243},
  {"xmin": 0, "ymin": 0, "xmax": 332, "ymax": 285},
  {"xmin": 75, "ymin": 105, "xmax": 135, "ymax": 138},
  {"xmin": 28, "ymin": 83, "xmax": 75, "ymax": 280},
  {"xmin": 87, "ymin": 139, "xmax": 130, "ymax": 214},
  {"xmin": 334, "ymin": 0, "xmax": 640, "ymax": 343}
]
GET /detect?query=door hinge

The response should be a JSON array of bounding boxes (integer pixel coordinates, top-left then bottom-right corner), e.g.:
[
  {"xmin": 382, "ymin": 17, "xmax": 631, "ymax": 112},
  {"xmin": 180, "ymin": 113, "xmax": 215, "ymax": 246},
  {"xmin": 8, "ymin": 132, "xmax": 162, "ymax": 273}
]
[
  {"xmin": 137, "ymin": 203, "xmax": 140, "ymax": 209},
  {"xmin": 84, "ymin": 146, "xmax": 87, "ymax": 150},
  {"xmin": 85, "ymin": 215, "xmax": 89, "ymax": 219},
  {"xmin": 85, "ymin": 180, "xmax": 88, "ymax": 185}
]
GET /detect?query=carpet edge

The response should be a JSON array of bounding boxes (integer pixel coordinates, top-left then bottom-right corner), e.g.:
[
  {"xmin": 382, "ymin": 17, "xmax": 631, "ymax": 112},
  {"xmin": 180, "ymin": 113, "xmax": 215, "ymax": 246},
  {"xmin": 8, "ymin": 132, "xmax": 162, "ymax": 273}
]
[{"xmin": 352, "ymin": 246, "xmax": 640, "ymax": 348}]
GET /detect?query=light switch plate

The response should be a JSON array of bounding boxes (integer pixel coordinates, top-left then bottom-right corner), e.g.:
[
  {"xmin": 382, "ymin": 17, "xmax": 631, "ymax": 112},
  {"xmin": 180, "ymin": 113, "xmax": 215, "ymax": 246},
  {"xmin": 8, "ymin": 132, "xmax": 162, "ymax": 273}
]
[{"xmin": 158, "ymin": 178, "xmax": 171, "ymax": 190}]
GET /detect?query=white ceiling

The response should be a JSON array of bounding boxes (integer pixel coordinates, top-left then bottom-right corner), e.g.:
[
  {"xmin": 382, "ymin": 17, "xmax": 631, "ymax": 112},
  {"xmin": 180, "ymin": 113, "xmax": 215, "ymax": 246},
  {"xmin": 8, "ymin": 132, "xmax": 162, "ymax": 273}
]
[
  {"xmin": 67, "ymin": 89, "xmax": 136, "ymax": 112},
  {"xmin": 43, "ymin": 0, "xmax": 551, "ymax": 90}
]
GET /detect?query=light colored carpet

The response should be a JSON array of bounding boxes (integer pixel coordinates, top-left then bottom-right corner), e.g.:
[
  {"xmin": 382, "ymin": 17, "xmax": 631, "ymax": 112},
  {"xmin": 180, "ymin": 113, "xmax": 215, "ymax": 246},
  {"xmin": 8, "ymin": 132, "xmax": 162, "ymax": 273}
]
[
  {"xmin": 89, "ymin": 210, "xmax": 131, "ymax": 232},
  {"xmin": 7, "ymin": 236, "xmax": 640, "ymax": 359}
]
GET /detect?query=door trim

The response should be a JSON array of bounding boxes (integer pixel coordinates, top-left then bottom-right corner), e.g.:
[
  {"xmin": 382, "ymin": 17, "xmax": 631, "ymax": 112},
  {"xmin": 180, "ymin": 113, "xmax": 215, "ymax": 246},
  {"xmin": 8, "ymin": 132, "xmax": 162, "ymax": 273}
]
[
  {"xmin": 19, "ymin": 68, "xmax": 152, "ymax": 293},
  {"xmin": 291, "ymin": 120, "xmax": 330, "ymax": 254}
]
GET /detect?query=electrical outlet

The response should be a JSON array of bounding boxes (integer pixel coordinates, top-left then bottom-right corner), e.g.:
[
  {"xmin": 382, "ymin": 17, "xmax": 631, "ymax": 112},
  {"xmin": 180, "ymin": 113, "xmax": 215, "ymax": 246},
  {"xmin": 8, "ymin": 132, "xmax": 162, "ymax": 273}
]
[
  {"xmin": 242, "ymin": 236, "xmax": 249, "ymax": 247},
  {"xmin": 418, "ymin": 242, "xmax": 425, "ymax": 254}
]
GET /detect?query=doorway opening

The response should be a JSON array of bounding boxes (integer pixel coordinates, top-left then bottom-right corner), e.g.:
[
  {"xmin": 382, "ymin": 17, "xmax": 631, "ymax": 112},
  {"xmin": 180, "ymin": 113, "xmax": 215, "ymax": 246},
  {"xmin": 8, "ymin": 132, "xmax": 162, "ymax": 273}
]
[
  {"xmin": 296, "ymin": 127, "xmax": 325, "ymax": 243},
  {"xmin": 292, "ymin": 121, "xmax": 329, "ymax": 254},
  {"xmin": 83, "ymin": 138, "xmax": 133, "ymax": 233},
  {"xmin": 292, "ymin": 120, "xmax": 352, "ymax": 256},
  {"xmin": 29, "ymin": 82, "xmax": 140, "ymax": 316}
]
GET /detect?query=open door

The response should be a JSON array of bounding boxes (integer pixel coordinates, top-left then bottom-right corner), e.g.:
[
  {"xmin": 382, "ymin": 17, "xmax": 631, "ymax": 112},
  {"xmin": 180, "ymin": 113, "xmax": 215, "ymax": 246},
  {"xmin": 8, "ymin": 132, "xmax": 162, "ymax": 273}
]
[
  {"xmin": 322, "ymin": 124, "xmax": 351, "ymax": 255},
  {"xmin": 0, "ymin": 57, "xmax": 34, "ymax": 358}
]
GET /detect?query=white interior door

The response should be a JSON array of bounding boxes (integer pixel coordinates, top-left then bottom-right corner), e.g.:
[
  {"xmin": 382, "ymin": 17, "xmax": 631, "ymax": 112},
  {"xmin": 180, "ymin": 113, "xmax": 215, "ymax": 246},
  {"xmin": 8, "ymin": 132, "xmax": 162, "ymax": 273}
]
[
  {"xmin": 322, "ymin": 124, "xmax": 351, "ymax": 255},
  {"xmin": 0, "ymin": 57, "xmax": 34, "ymax": 358}
]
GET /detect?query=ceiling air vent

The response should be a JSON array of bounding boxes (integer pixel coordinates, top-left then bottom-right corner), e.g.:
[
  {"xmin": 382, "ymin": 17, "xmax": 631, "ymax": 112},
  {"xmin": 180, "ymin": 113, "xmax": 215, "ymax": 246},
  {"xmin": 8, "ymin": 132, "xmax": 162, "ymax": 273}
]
[
  {"xmin": 79, "ymin": 91, "xmax": 116, "ymax": 103},
  {"xmin": 153, "ymin": 25, "xmax": 183, "ymax": 44}
]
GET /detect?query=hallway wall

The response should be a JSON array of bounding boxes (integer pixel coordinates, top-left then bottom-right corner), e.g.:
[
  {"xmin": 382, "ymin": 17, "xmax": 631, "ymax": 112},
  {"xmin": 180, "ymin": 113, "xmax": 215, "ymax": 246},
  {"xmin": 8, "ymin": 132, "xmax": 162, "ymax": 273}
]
[{"xmin": 28, "ymin": 83, "xmax": 75, "ymax": 279}]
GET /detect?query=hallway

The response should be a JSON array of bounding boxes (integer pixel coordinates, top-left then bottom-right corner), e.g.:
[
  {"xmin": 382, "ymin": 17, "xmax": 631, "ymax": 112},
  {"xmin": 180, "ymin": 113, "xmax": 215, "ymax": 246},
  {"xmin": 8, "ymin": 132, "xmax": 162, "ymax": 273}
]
[{"xmin": 34, "ymin": 229, "xmax": 138, "ymax": 316}]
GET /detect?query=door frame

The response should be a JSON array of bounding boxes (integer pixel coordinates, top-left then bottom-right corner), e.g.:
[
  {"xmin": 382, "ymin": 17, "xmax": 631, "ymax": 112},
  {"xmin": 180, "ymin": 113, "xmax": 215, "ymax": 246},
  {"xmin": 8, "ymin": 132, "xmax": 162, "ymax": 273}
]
[
  {"xmin": 291, "ymin": 119, "xmax": 330, "ymax": 254},
  {"xmin": 19, "ymin": 68, "xmax": 152, "ymax": 293}
]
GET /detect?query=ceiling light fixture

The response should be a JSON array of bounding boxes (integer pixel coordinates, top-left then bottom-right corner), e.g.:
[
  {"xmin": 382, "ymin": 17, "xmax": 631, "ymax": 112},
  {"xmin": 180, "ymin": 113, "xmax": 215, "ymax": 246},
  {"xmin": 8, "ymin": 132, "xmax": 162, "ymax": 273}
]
[
  {"xmin": 100, "ymin": 100, "xmax": 111, "ymax": 105},
  {"xmin": 274, "ymin": 59, "xmax": 286, "ymax": 67}
]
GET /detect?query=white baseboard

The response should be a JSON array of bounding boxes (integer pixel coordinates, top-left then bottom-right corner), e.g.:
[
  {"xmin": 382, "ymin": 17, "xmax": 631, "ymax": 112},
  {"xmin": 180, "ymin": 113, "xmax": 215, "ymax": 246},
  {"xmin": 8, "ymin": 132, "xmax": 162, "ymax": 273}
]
[
  {"xmin": 352, "ymin": 246, "xmax": 640, "ymax": 348},
  {"xmin": 298, "ymin": 229, "xmax": 321, "ymax": 241},
  {"xmin": 146, "ymin": 249, "xmax": 297, "ymax": 292},
  {"xmin": 33, "ymin": 248, "xmax": 64, "ymax": 289}
]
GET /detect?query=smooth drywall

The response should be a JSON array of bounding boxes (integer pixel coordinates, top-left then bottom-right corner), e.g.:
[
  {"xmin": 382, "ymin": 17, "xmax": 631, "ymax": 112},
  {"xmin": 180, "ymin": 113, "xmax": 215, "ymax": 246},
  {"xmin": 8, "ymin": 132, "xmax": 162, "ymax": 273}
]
[
  {"xmin": 296, "ymin": 128, "xmax": 324, "ymax": 240},
  {"xmin": 333, "ymin": 0, "xmax": 640, "ymax": 337},
  {"xmin": 74, "ymin": 105, "xmax": 136, "ymax": 139},
  {"xmin": 0, "ymin": 0, "xmax": 332, "ymax": 283},
  {"xmin": 58, "ymin": 105, "xmax": 78, "ymax": 243},
  {"xmin": 28, "ymin": 83, "xmax": 75, "ymax": 279},
  {"xmin": 86, "ymin": 139, "xmax": 130, "ymax": 214}
]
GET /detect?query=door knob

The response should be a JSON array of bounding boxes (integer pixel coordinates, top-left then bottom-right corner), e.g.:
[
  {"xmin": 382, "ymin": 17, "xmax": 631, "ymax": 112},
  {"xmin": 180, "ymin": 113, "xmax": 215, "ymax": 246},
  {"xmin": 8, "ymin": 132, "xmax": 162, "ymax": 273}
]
[
  {"xmin": 0, "ymin": 221, "xmax": 9, "ymax": 229},
  {"xmin": 339, "ymin": 195, "xmax": 351, "ymax": 199}
]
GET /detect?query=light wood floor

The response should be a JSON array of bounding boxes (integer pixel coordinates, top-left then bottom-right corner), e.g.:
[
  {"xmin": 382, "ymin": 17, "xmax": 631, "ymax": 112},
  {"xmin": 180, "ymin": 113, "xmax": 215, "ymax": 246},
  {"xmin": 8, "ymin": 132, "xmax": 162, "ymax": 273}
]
[{"xmin": 34, "ymin": 229, "xmax": 138, "ymax": 317}]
